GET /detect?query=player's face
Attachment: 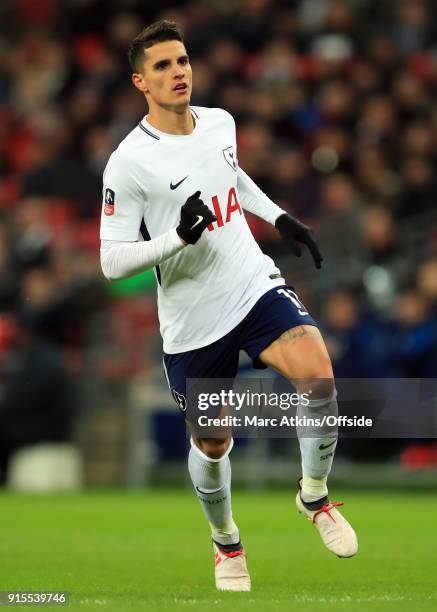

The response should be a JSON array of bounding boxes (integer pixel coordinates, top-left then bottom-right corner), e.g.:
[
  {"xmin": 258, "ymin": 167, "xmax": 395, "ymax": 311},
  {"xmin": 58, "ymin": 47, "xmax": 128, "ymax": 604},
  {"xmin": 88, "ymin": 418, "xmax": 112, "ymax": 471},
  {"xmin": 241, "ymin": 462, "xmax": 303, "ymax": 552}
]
[{"xmin": 133, "ymin": 40, "xmax": 192, "ymax": 112}]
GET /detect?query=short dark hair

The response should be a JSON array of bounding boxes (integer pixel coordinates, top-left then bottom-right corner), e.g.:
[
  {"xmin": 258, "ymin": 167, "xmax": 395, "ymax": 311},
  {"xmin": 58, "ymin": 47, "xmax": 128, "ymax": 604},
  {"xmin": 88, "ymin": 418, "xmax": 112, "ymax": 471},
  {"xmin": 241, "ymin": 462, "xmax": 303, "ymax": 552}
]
[{"xmin": 128, "ymin": 20, "xmax": 184, "ymax": 72}]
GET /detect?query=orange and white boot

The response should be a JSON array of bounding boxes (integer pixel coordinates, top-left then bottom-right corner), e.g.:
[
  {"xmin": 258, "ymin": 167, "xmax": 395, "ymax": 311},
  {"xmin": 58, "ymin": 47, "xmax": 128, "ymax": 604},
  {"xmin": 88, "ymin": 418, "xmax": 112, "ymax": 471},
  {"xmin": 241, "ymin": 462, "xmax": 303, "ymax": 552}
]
[
  {"xmin": 296, "ymin": 484, "xmax": 358, "ymax": 558},
  {"xmin": 213, "ymin": 540, "xmax": 251, "ymax": 592}
]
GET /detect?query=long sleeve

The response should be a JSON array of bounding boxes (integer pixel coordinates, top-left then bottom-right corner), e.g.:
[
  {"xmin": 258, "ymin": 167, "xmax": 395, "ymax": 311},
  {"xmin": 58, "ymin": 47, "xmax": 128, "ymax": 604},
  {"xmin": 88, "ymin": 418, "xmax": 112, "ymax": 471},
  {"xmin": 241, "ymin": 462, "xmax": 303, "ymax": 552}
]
[
  {"xmin": 100, "ymin": 228, "xmax": 185, "ymax": 281},
  {"xmin": 237, "ymin": 167, "xmax": 286, "ymax": 225}
]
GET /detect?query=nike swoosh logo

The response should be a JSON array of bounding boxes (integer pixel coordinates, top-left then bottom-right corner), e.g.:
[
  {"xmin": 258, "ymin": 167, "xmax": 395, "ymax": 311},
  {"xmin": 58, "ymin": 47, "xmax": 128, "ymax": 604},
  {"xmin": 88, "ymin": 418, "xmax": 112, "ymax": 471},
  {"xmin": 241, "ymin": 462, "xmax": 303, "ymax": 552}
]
[
  {"xmin": 190, "ymin": 215, "xmax": 203, "ymax": 230},
  {"xmin": 170, "ymin": 176, "xmax": 188, "ymax": 190},
  {"xmin": 319, "ymin": 440, "xmax": 337, "ymax": 450},
  {"xmin": 196, "ymin": 486, "xmax": 225, "ymax": 495}
]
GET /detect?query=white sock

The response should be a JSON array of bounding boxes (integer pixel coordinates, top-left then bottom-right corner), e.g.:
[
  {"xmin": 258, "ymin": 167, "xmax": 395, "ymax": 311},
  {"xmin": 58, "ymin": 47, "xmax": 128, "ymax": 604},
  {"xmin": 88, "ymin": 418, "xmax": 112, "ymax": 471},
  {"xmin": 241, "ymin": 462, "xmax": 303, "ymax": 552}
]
[
  {"xmin": 188, "ymin": 438, "xmax": 239, "ymax": 546},
  {"xmin": 297, "ymin": 392, "xmax": 338, "ymax": 502},
  {"xmin": 301, "ymin": 474, "xmax": 328, "ymax": 503}
]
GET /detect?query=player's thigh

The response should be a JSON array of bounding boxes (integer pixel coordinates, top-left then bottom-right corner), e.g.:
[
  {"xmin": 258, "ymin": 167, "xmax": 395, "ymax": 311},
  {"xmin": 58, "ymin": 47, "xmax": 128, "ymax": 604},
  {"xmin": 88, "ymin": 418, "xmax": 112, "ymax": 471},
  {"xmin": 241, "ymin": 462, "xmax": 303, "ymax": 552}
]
[
  {"xmin": 242, "ymin": 285, "xmax": 318, "ymax": 370},
  {"xmin": 163, "ymin": 335, "xmax": 238, "ymax": 454},
  {"xmin": 163, "ymin": 338, "xmax": 238, "ymax": 413},
  {"xmin": 241, "ymin": 285, "xmax": 333, "ymax": 394},
  {"xmin": 258, "ymin": 324, "xmax": 334, "ymax": 397}
]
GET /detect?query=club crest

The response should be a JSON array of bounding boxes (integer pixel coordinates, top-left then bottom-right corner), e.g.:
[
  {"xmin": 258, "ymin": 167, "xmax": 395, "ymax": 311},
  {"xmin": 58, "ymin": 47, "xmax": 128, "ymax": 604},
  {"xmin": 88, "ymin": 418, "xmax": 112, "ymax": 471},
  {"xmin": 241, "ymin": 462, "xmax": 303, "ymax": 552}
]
[
  {"xmin": 172, "ymin": 389, "xmax": 187, "ymax": 412},
  {"xmin": 222, "ymin": 146, "xmax": 237, "ymax": 171}
]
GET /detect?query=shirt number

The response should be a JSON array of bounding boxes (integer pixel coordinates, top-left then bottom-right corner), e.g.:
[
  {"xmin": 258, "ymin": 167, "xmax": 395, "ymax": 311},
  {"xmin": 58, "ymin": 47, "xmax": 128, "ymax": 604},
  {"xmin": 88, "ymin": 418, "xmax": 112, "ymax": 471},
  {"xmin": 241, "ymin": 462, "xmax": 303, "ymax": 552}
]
[{"xmin": 277, "ymin": 288, "xmax": 309, "ymax": 316}]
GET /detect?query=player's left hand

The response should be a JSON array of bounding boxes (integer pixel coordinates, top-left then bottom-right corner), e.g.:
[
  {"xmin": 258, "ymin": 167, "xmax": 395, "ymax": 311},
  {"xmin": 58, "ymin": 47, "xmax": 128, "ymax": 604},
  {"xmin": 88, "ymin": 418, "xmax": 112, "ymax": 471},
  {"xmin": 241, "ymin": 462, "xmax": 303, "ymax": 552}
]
[{"xmin": 275, "ymin": 213, "xmax": 323, "ymax": 269}]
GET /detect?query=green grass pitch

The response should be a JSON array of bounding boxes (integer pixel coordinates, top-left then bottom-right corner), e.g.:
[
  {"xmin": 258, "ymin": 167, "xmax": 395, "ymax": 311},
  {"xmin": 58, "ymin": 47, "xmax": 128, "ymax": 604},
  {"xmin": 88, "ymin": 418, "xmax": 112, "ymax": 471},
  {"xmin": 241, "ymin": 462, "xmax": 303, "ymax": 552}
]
[{"xmin": 0, "ymin": 489, "xmax": 436, "ymax": 611}]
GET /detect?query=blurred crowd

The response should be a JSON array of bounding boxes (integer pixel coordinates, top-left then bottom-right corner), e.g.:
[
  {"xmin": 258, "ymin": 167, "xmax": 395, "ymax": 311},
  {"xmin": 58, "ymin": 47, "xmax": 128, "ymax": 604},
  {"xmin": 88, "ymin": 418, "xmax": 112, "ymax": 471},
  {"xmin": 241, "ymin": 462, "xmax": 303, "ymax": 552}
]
[{"xmin": 0, "ymin": 0, "xmax": 436, "ymax": 468}]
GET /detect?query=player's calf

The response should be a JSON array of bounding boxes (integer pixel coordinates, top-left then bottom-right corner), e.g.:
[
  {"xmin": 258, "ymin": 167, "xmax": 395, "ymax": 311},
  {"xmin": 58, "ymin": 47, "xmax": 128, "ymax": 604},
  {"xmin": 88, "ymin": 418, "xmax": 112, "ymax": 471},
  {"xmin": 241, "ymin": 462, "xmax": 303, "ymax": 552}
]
[
  {"xmin": 188, "ymin": 438, "xmax": 238, "ymax": 544},
  {"xmin": 188, "ymin": 437, "xmax": 251, "ymax": 590}
]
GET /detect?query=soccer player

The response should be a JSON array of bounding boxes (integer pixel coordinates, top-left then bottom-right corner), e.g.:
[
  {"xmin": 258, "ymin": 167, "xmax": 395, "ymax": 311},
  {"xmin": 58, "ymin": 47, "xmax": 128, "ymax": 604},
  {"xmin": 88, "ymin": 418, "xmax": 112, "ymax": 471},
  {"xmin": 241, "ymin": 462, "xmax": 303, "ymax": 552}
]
[{"xmin": 100, "ymin": 20, "xmax": 358, "ymax": 592}]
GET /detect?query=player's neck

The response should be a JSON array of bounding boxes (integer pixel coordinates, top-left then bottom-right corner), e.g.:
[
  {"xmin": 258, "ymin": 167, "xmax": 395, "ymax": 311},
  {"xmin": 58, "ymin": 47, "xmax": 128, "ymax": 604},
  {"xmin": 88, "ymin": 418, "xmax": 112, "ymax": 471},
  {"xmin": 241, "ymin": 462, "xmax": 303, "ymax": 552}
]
[{"xmin": 147, "ymin": 106, "xmax": 194, "ymax": 135}]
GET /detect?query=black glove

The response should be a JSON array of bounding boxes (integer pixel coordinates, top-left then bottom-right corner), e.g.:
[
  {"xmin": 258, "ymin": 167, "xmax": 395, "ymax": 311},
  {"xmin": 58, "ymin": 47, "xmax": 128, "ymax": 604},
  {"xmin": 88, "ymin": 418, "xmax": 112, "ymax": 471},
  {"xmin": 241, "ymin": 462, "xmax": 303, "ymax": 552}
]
[
  {"xmin": 176, "ymin": 191, "xmax": 217, "ymax": 245},
  {"xmin": 275, "ymin": 213, "xmax": 323, "ymax": 269}
]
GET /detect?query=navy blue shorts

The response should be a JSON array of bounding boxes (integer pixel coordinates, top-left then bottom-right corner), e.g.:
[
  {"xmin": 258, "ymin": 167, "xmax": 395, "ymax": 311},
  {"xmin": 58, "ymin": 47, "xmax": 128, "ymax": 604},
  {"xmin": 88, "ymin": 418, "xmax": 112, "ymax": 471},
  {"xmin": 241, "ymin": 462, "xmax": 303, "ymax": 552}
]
[{"xmin": 163, "ymin": 285, "xmax": 317, "ymax": 412}]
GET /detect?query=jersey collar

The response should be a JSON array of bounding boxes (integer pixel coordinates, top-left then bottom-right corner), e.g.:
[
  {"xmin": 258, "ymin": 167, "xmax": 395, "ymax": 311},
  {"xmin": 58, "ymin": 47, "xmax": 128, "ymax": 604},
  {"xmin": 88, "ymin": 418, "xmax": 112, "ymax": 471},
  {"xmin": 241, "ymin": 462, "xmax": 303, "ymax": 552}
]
[{"xmin": 139, "ymin": 108, "xmax": 199, "ymax": 141}]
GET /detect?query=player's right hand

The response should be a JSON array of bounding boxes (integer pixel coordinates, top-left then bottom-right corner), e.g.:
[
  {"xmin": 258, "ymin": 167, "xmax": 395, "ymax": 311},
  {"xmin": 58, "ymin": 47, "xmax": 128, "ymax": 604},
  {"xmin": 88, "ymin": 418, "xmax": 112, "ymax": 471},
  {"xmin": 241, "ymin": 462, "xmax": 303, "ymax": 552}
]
[{"xmin": 176, "ymin": 191, "xmax": 217, "ymax": 245}]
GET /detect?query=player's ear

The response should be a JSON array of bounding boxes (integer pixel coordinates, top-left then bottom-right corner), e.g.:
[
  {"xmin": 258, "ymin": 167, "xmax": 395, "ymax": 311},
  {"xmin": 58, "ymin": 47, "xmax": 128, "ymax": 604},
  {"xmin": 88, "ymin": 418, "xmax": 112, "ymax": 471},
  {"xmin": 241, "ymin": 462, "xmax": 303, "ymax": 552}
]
[{"xmin": 132, "ymin": 72, "xmax": 148, "ymax": 93}]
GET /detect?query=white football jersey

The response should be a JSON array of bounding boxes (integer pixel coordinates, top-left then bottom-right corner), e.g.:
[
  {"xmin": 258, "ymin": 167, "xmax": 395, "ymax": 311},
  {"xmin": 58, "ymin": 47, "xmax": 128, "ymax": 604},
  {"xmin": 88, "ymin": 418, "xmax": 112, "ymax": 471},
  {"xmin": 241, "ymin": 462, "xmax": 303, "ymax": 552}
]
[{"xmin": 100, "ymin": 106, "xmax": 285, "ymax": 353}]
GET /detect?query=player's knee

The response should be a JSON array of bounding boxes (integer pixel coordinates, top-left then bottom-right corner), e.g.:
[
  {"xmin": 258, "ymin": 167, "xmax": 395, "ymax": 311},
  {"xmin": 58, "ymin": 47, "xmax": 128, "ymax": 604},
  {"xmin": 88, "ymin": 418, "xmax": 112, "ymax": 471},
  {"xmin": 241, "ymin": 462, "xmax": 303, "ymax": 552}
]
[
  {"xmin": 294, "ymin": 352, "xmax": 335, "ymax": 398},
  {"xmin": 308, "ymin": 375, "xmax": 335, "ymax": 399},
  {"xmin": 194, "ymin": 437, "xmax": 232, "ymax": 460}
]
